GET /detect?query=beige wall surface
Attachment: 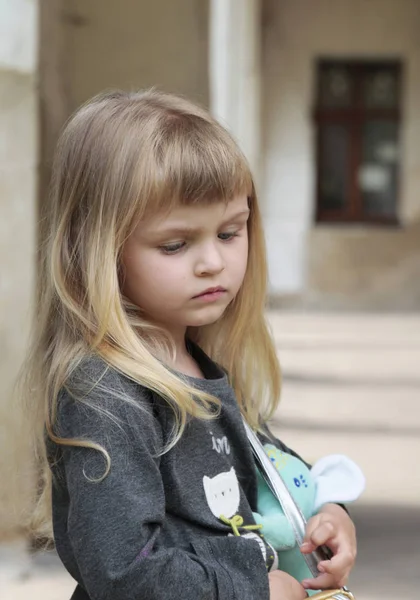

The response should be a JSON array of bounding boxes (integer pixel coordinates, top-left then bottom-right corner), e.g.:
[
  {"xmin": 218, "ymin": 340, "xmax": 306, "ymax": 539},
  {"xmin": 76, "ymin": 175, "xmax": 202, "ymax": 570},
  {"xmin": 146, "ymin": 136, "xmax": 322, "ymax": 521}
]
[
  {"xmin": 262, "ymin": 0, "xmax": 420, "ymax": 306},
  {"xmin": 39, "ymin": 0, "xmax": 210, "ymax": 213},
  {"xmin": 63, "ymin": 0, "xmax": 209, "ymax": 112},
  {"xmin": 0, "ymin": 1, "xmax": 38, "ymax": 537}
]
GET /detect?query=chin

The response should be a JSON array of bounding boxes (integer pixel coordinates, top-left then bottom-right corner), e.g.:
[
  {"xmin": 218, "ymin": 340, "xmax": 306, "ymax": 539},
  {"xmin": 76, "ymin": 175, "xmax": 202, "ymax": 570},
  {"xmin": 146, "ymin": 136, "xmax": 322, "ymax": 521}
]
[{"xmin": 188, "ymin": 306, "xmax": 227, "ymax": 328}]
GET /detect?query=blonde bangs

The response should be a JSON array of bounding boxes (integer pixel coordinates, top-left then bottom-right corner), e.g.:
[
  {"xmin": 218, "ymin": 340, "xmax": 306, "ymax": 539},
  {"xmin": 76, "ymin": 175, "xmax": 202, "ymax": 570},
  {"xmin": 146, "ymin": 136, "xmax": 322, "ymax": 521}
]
[
  {"xmin": 125, "ymin": 109, "xmax": 254, "ymax": 229},
  {"xmin": 145, "ymin": 115, "xmax": 253, "ymax": 216}
]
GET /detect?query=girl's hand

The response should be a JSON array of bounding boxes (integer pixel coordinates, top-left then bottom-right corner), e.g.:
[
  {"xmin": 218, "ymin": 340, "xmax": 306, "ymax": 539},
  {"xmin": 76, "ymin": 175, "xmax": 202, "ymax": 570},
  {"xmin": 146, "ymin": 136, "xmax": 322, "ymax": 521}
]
[
  {"xmin": 300, "ymin": 503, "xmax": 357, "ymax": 591},
  {"xmin": 268, "ymin": 570, "xmax": 307, "ymax": 600}
]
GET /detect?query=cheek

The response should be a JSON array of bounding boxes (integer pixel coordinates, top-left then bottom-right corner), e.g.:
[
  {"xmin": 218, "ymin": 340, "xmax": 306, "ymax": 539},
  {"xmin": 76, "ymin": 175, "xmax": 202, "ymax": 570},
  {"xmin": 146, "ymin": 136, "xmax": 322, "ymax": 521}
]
[
  {"xmin": 122, "ymin": 249, "xmax": 187, "ymax": 302},
  {"xmin": 231, "ymin": 237, "xmax": 249, "ymax": 283}
]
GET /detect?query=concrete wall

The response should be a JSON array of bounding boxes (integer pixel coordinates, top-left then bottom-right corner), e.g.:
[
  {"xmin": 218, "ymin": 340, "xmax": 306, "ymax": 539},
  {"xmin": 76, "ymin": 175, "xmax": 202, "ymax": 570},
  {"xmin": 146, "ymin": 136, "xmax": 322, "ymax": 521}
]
[
  {"xmin": 0, "ymin": 0, "xmax": 38, "ymax": 536},
  {"xmin": 63, "ymin": 0, "xmax": 209, "ymax": 113},
  {"xmin": 38, "ymin": 0, "xmax": 210, "ymax": 213},
  {"xmin": 262, "ymin": 0, "xmax": 420, "ymax": 307}
]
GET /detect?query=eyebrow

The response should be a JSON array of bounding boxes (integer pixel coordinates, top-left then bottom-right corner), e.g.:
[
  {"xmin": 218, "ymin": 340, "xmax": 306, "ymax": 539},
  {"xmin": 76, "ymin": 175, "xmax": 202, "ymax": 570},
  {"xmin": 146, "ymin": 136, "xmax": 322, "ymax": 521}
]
[{"xmin": 152, "ymin": 209, "xmax": 250, "ymax": 238}]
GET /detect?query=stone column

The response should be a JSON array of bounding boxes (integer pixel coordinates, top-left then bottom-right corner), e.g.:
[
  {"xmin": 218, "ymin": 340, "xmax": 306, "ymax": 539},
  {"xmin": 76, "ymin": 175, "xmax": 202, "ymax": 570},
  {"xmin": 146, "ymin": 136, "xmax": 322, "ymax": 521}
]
[
  {"xmin": 0, "ymin": 0, "xmax": 39, "ymax": 537},
  {"xmin": 209, "ymin": 0, "xmax": 262, "ymax": 184},
  {"xmin": 38, "ymin": 0, "xmax": 69, "ymax": 231}
]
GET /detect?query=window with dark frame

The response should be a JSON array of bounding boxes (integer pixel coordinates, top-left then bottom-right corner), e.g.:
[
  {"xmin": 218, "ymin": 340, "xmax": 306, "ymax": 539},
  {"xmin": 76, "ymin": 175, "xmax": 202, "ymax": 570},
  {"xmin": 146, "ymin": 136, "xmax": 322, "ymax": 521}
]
[{"xmin": 314, "ymin": 60, "xmax": 402, "ymax": 224}]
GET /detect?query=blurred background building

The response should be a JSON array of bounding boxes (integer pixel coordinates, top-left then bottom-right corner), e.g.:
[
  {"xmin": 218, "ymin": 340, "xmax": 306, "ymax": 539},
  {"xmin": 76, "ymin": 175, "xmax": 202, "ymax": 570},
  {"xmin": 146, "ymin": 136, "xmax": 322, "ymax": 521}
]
[{"xmin": 1, "ymin": 1, "xmax": 419, "ymax": 598}]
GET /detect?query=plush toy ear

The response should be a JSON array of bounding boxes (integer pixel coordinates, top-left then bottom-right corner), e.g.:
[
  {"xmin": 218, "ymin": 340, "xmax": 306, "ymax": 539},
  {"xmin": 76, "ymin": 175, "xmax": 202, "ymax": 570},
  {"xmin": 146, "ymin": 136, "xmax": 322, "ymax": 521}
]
[{"xmin": 310, "ymin": 454, "xmax": 365, "ymax": 513}]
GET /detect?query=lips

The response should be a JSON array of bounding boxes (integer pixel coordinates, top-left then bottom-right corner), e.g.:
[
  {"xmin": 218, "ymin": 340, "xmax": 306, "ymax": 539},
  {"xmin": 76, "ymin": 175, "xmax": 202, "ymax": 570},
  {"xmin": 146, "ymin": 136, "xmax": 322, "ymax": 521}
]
[{"xmin": 194, "ymin": 286, "xmax": 226, "ymax": 298}]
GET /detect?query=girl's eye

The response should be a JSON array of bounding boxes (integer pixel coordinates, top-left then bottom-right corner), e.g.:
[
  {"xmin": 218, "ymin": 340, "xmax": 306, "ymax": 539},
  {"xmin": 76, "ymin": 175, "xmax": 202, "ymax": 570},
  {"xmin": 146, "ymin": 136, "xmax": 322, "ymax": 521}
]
[
  {"xmin": 159, "ymin": 241, "xmax": 186, "ymax": 254},
  {"xmin": 218, "ymin": 231, "xmax": 238, "ymax": 241}
]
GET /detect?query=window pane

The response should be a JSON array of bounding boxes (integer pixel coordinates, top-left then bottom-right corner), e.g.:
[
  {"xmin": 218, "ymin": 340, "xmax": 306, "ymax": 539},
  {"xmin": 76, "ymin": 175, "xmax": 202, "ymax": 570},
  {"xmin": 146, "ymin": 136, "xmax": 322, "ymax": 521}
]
[
  {"xmin": 319, "ymin": 124, "xmax": 350, "ymax": 211},
  {"xmin": 319, "ymin": 66, "xmax": 353, "ymax": 108},
  {"xmin": 359, "ymin": 120, "xmax": 399, "ymax": 217},
  {"xmin": 363, "ymin": 67, "xmax": 399, "ymax": 108}
]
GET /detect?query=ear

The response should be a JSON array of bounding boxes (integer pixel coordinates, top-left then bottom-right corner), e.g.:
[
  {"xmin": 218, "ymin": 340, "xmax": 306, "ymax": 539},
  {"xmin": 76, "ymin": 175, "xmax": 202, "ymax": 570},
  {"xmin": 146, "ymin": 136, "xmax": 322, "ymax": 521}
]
[{"xmin": 311, "ymin": 455, "xmax": 365, "ymax": 512}]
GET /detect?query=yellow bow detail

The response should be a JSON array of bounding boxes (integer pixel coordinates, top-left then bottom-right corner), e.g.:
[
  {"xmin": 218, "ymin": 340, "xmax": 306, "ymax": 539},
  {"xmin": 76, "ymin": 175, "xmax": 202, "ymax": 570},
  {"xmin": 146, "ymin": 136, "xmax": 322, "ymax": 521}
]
[{"xmin": 219, "ymin": 514, "xmax": 263, "ymax": 537}]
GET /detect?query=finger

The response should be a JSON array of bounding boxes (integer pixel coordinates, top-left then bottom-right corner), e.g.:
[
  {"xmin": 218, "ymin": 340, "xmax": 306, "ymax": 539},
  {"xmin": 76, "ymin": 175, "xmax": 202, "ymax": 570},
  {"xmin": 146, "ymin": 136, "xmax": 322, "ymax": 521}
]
[
  {"xmin": 307, "ymin": 521, "xmax": 337, "ymax": 548},
  {"xmin": 302, "ymin": 515, "xmax": 324, "ymax": 551},
  {"xmin": 319, "ymin": 550, "xmax": 355, "ymax": 579},
  {"xmin": 303, "ymin": 515, "xmax": 322, "ymax": 542},
  {"xmin": 318, "ymin": 563, "xmax": 350, "ymax": 589},
  {"xmin": 301, "ymin": 572, "xmax": 337, "ymax": 591},
  {"xmin": 300, "ymin": 541, "xmax": 317, "ymax": 554}
]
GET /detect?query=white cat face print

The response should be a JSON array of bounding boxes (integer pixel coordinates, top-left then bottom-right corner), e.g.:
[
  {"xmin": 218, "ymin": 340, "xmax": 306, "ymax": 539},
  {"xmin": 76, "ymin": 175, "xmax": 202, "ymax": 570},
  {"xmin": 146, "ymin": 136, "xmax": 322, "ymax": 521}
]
[{"xmin": 203, "ymin": 467, "xmax": 240, "ymax": 519}]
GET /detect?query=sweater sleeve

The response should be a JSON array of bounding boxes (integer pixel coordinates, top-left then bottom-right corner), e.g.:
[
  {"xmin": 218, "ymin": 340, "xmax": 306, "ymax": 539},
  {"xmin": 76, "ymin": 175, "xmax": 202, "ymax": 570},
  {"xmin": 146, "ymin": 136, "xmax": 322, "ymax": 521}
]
[{"xmin": 53, "ymin": 369, "xmax": 269, "ymax": 600}]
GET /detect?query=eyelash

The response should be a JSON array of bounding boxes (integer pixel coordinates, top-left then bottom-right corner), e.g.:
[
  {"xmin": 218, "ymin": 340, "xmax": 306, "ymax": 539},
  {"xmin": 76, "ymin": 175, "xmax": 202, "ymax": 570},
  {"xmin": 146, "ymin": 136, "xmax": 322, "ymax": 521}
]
[{"xmin": 159, "ymin": 231, "xmax": 239, "ymax": 255}]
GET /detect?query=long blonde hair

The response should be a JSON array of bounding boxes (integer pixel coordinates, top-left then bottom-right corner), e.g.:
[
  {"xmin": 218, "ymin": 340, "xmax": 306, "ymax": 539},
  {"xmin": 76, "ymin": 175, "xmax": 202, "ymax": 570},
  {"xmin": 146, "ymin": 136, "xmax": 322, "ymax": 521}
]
[{"xmin": 20, "ymin": 89, "xmax": 281, "ymax": 539}]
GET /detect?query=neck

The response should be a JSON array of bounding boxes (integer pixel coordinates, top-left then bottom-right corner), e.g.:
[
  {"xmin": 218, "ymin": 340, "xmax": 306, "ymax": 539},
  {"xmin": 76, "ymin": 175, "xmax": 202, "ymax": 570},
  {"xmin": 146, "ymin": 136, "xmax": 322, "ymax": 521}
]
[
  {"xmin": 167, "ymin": 329, "xmax": 204, "ymax": 379},
  {"xmin": 142, "ymin": 319, "xmax": 204, "ymax": 378},
  {"xmin": 167, "ymin": 326, "xmax": 188, "ymax": 357}
]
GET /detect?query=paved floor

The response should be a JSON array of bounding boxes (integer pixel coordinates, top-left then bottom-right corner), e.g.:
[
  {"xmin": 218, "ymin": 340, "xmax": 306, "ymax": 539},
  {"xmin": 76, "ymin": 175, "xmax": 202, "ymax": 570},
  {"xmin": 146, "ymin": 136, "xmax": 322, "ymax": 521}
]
[{"xmin": 2, "ymin": 312, "xmax": 420, "ymax": 599}]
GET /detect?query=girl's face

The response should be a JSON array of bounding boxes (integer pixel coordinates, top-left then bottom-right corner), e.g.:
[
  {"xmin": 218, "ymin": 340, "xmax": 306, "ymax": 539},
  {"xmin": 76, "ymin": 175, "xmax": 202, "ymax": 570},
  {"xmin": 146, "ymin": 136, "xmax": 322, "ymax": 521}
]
[{"xmin": 121, "ymin": 195, "xmax": 249, "ymax": 343}]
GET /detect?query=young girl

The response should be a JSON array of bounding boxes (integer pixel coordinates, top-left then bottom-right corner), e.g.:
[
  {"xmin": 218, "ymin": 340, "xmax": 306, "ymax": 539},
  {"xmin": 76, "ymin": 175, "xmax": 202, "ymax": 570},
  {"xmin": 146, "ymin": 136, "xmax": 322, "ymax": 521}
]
[{"xmin": 22, "ymin": 90, "xmax": 357, "ymax": 600}]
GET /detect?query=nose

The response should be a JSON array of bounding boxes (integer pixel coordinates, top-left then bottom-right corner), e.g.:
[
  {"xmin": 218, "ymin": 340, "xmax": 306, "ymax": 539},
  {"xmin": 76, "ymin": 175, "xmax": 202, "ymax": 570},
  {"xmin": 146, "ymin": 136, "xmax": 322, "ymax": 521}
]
[{"xmin": 194, "ymin": 241, "xmax": 225, "ymax": 276}]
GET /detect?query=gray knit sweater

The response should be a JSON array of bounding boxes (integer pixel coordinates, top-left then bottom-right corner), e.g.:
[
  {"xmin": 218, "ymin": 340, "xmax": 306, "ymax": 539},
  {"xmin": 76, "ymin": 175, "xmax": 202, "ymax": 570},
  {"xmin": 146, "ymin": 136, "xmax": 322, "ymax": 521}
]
[{"xmin": 47, "ymin": 343, "xmax": 305, "ymax": 600}]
